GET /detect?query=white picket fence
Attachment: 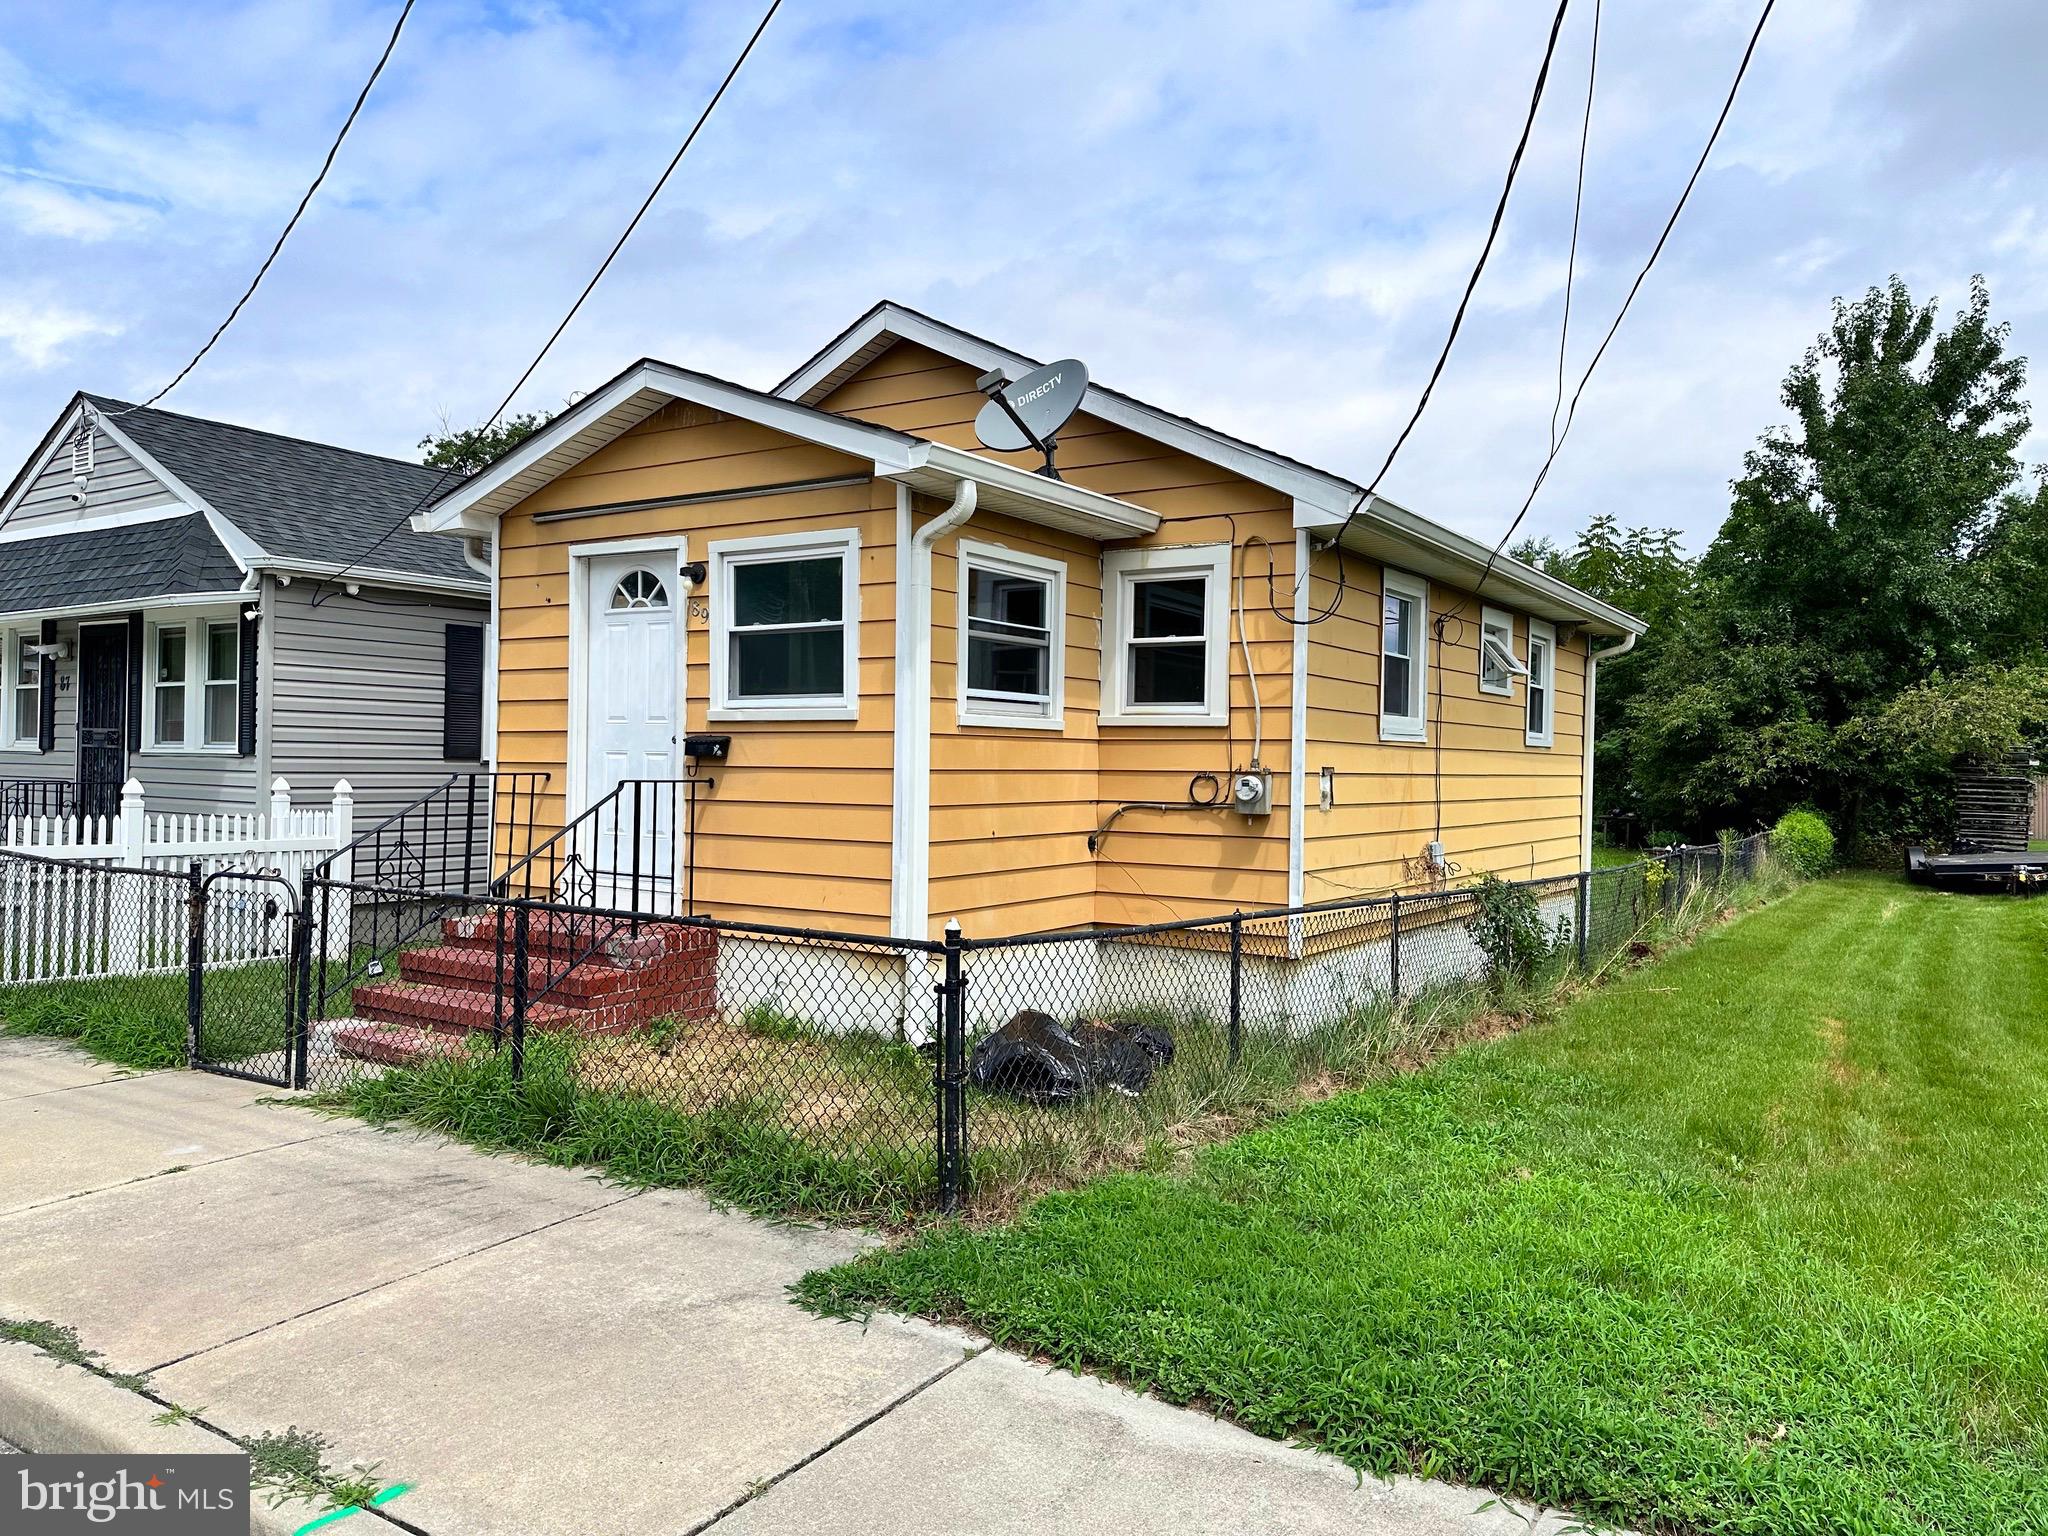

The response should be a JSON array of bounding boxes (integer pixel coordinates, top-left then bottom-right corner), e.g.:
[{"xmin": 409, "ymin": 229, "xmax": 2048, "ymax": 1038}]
[{"xmin": 0, "ymin": 777, "xmax": 354, "ymax": 985}]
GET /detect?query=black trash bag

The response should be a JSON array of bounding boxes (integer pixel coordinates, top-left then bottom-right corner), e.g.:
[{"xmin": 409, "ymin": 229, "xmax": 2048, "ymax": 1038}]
[
  {"xmin": 1070, "ymin": 1019, "xmax": 1176, "ymax": 1096},
  {"xmin": 970, "ymin": 1011, "xmax": 1177, "ymax": 1104},
  {"xmin": 969, "ymin": 1010, "xmax": 1090, "ymax": 1104}
]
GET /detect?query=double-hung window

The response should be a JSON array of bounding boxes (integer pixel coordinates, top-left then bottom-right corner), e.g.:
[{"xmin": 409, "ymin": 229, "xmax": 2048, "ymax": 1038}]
[
  {"xmin": 5, "ymin": 632, "xmax": 38, "ymax": 748},
  {"xmin": 1378, "ymin": 568, "xmax": 1428, "ymax": 742},
  {"xmin": 1525, "ymin": 619, "xmax": 1556, "ymax": 747},
  {"xmin": 708, "ymin": 529, "xmax": 860, "ymax": 721},
  {"xmin": 1478, "ymin": 604, "xmax": 1527, "ymax": 696},
  {"xmin": 957, "ymin": 541, "xmax": 1064, "ymax": 728},
  {"xmin": 1101, "ymin": 544, "xmax": 1230, "ymax": 727},
  {"xmin": 148, "ymin": 616, "xmax": 239, "ymax": 751}
]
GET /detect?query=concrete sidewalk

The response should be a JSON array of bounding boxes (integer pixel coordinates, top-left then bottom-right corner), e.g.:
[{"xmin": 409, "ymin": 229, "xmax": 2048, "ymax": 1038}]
[{"xmin": 0, "ymin": 1036, "xmax": 1590, "ymax": 1535}]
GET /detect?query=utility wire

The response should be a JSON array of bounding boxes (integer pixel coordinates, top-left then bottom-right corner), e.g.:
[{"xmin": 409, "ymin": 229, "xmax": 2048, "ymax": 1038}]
[
  {"xmin": 103, "ymin": 0, "xmax": 416, "ymax": 417},
  {"xmin": 315, "ymin": 0, "xmax": 784, "ymax": 597},
  {"xmin": 1280, "ymin": 0, "xmax": 1575, "ymax": 626},
  {"xmin": 1549, "ymin": 0, "xmax": 1599, "ymax": 456},
  {"xmin": 1474, "ymin": 0, "xmax": 1774, "ymax": 598}
]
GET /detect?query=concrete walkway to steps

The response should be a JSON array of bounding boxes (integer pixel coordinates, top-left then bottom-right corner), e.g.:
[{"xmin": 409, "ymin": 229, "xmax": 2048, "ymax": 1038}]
[{"xmin": 0, "ymin": 1035, "xmax": 1602, "ymax": 1535}]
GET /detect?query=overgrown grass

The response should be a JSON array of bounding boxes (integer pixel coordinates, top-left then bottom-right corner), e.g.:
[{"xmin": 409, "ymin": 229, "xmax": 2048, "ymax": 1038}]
[
  {"xmin": 801, "ymin": 874, "xmax": 2048, "ymax": 1534},
  {"xmin": 321, "ymin": 1031, "xmax": 940, "ymax": 1220},
  {"xmin": 312, "ymin": 865, "xmax": 1775, "ymax": 1222},
  {"xmin": 0, "ymin": 964, "xmax": 286, "ymax": 1069}
]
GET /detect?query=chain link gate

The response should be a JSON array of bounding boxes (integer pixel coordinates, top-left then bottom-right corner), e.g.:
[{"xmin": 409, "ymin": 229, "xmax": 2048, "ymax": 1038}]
[{"xmin": 189, "ymin": 867, "xmax": 307, "ymax": 1088}]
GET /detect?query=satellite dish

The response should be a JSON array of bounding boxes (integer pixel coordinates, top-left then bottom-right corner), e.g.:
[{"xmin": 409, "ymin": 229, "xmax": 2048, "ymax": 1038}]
[{"xmin": 974, "ymin": 358, "xmax": 1088, "ymax": 477}]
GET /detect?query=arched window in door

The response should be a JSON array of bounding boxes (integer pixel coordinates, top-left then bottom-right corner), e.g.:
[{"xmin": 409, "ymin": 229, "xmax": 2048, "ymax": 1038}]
[{"xmin": 609, "ymin": 569, "xmax": 670, "ymax": 611}]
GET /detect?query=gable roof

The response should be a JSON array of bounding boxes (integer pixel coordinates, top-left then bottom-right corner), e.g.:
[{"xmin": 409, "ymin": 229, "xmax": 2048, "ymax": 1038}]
[
  {"xmin": 0, "ymin": 511, "xmax": 244, "ymax": 620},
  {"xmin": 416, "ymin": 357, "xmax": 1160, "ymax": 542},
  {"xmin": 776, "ymin": 301, "xmax": 1645, "ymax": 636},
  {"xmin": 78, "ymin": 395, "xmax": 478, "ymax": 586}
]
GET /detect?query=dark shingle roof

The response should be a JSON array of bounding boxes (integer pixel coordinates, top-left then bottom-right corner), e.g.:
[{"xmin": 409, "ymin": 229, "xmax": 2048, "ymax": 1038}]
[
  {"xmin": 0, "ymin": 513, "xmax": 244, "ymax": 618},
  {"xmin": 81, "ymin": 395, "xmax": 478, "ymax": 586}
]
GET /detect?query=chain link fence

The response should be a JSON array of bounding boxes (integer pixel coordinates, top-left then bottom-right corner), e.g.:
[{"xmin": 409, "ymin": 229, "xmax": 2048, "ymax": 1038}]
[{"xmin": 0, "ymin": 834, "xmax": 1773, "ymax": 1214}]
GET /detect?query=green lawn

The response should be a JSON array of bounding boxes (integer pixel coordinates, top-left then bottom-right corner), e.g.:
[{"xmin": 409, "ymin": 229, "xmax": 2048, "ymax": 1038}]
[
  {"xmin": 802, "ymin": 875, "xmax": 2048, "ymax": 1535},
  {"xmin": 1591, "ymin": 840, "xmax": 1641, "ymax": 868}
]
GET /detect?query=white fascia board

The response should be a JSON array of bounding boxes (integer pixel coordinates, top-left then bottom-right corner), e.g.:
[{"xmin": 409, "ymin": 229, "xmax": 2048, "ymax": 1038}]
[
  {"xmin": 1297, "ymin": 495, "xmax": 1647, "ymax": 637},
  {"xmin": 0, "ymin": 399, "xmax": 86, "ymax": 531},
  {"xmin": 0, "ymin": 500, "xmax": 193, "ymax": 545},
  {"xmin": 0, "ymin": 590, "xmax": 250, "ymax": 625},
  {"xmin": 94, "ymin": 411, "xmax": 266, "ymax": 574},
  {"xmin": 241, "ymin": 557, "xmax": 487, "ymax": 598},
  {"xmin": 418, "ymin": 360, "xmax": 924, "ymax": 533},
  {"xmin": 779, "ymin": 305, "xmax": 1361, "ymax": 514},
  {"xmin": 898, "ymin": 443, "xmax": 1159, "ymax": 539}
]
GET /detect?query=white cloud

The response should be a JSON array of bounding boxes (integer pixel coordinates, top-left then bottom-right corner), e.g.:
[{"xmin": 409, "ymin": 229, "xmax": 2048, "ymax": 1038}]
[
  {"xmin": 0, "ymin": 298, "xmax": 122, "ymax": 368},
  {"xmin": 0, "ymin": 0, "xmax": 2045, "ymax": 555}
]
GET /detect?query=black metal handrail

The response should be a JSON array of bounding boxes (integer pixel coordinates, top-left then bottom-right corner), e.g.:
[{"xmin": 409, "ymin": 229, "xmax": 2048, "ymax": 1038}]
[
  {"xmin": 307, "ymin": 769, "xmax": 548, "ymax": 1017},
  {"xmin": 0, "ymin": 778, "xmax": 78, "ymax": 822},
  {"xmin": 491, "ymin": 777, "xmax": 711, "ymax": 1015}
]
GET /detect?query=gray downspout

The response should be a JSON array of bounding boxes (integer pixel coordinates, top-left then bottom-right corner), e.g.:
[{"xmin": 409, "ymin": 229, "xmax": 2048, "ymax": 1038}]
[{"xmin": 254, "ymin": 572, "xmax": 277, "ymax": 813}]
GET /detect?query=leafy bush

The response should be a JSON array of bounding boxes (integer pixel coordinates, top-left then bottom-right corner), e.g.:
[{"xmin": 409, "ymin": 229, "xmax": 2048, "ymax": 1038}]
[
  {"xmin": 1771, "ymin": 808, "xmax": 1835, "ymax": 877},
  {"xmin": 1466, "ymin": 876, "xmax": 1567, "ymax": 993},
  {"xmin": 1645, "ymin": 829, "xmax": 1683, "ymax": 849}
]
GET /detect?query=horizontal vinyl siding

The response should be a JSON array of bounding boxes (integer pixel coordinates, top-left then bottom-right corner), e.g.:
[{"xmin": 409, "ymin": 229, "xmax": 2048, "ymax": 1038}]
[
  {"xmin": 7, "ymin": 425, "xmax": 179, "ymax": 531},
  {"xmin": 268, "ymin": 579, "xmax": 491, "ymax": 832},
  {"xmin": 821, "ymin": 343, "xmax": 1299, "ymax": 933},
  {"xmin": 2, "ymin": 612, "xmax": 261, "ymax": 816},
  {"xmin": 494, "ymin": 400, "xmax": 899, "ymax": 933},
  {"xmin": 1303, "ymin": 552, "xmax": 1586, "ymax": 898}
]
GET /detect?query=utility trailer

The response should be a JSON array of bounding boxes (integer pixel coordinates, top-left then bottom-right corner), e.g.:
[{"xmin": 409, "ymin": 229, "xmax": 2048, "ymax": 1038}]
[{"xmin": 1905, "ymin": 846, "xmax": 2048, "ymax": 893}]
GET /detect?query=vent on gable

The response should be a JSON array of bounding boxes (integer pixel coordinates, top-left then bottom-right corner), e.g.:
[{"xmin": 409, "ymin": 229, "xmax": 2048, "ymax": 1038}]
[{"xmin": 71, "ymin": 426, "xmax": 95, "ymax": 479}]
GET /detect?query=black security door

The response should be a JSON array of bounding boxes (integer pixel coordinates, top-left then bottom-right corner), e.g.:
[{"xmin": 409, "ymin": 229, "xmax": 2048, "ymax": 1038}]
[{"xmin": 76, "ymin": 624, "xmax": 127, "ymax": 821}]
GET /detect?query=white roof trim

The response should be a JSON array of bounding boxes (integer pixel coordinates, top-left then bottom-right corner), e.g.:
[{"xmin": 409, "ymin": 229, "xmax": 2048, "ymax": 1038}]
[
  {"xmin": 0, "ymin": 499, "xmax": 193, "ymax": 546},
  {"xmin": 90, "ymin": 410, "xmax": 266, "ymax": 576},
  {"xmin": 1296, "ymin": 496, "xmax": 1646, "ymax": 637},
  {"xmin": 242, "ymin": 556, "xmax": 487, "ymax": 597},
  {"xmin": 775, "ymin": 303, "xmax": 1363, "ymax": 517},
  {"xmin": 778, "ymin": 304, "xmax": 1645, "ymax": 635},
  {"xmin": 0, "ymin": 400, "xmax": 92, "ymax": 533},
  {"xmin": 415, "ymin": 358, "xmax": 1159, "ymax": 543}
]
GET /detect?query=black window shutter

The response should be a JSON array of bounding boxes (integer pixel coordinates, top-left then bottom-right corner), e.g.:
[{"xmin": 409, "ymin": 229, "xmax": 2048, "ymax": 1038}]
[
  {"xmin": 443, "ymin": 623, "xmax": 485, "ymax": 762},
  {"xmin": 125, "ymin": 612, "xmax": 144, "ymax": 753},
  {"xmin": 237, "ymin": 610, "xmax": 259, "ymax": 758},
  {"xmin": 36, "ymin": 618, "xmax": 55, "ymax": 754}
]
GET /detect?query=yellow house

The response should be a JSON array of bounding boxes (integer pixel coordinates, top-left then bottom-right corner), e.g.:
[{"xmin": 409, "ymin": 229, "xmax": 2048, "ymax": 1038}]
[{"xmin": 413, "ymin": 302, "xmax": 1644, "ymax": 943}]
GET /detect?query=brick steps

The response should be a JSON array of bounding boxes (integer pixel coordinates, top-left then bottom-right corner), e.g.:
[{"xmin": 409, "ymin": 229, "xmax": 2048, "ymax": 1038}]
[
  {"xmin": 330, "ymin": 1022, "xmax": 469, "ymax": 1068},
  {"xmin": 336, "ymin": 909, "xmax": 719, "ymax": 1069}
]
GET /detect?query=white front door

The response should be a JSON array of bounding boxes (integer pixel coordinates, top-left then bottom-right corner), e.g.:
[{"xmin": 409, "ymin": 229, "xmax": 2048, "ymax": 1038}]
[{"xmin": 583, "ymin": 553, "xmax": 679, "ymax": 906}]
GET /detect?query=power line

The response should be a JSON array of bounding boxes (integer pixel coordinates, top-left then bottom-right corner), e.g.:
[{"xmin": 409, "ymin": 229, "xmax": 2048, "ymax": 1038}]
[
  {"xmin": 1549, "ymin": 0, "xmax": 1600, "ymax": 456},
  {"xmin": 316, "ymin": 0, "xmax": 784, "ymax": 595},
  {"xmin": 1282, "ymin": 0, "xmax": 1575, "ymax": 626},
  {"xmin": 105, "ymin": 0, "xmax": 416, "ymax": 417},
  {"xmin": 1475, "ymin": 0, "xmax": 1774, "ymax": 598}
]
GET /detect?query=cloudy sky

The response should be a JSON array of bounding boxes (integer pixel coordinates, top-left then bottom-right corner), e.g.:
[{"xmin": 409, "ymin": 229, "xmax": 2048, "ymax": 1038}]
[{"xmin": 1, "ymin": 0, "xmax": 2042, "ymax": 552}]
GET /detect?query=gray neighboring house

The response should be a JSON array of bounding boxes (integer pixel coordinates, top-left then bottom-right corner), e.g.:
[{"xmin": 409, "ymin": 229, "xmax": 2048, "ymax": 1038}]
[{"xmin": 0, "ymin": 393, "xmax": 491, "ymax": 828}]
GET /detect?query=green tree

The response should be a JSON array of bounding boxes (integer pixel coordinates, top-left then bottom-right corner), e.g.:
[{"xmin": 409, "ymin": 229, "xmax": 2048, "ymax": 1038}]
[
  {"xmin": 1629, "ymin": 276, "xmax": 2038, "ymax": 843},
  {"xmin": 419, "ymin": 410, "xmax": 555, "ymax": 477},
  {"xmin": 1513, "ymin": 515, "xmax": 1694, "ymax": 819}
]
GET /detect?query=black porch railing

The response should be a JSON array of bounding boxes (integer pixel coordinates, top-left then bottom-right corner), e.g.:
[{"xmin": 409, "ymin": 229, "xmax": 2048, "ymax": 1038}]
[
  {"xmin": 0, "ymin": 778, "xmax": 79, "ymax": 822},
  {"xmin": 307, "ymin": 770, "xmax": 548, "ymax": 1019}
]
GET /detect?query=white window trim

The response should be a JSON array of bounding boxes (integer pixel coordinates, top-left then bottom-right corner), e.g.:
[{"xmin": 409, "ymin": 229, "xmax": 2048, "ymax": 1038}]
[
  {"xmin": 706, "ymin": 527, "xmax": 861, "ymax": 723},
  {"xmin": 1525, "ymin": 617, "xmax": 1556, "ymax": 749},
  {"xmin": 1377, "ymin": 567, "xmax": 1429, "ymax": 744},
  {"xmin": 142, "ymin": 611, "xmax": 240, "ymax": 755},
  {"xmin": 955, "ymin": 540, "xmax": 1066, "ymax": 731},
  {"xmin": 1478, "ymin": 604, "xmax": 1524, "ymax": 696},
  {"xmin": 1100, "ymin": 543, "xmax": 1231, "ymax": 728},
  {"xmin": 1, "ymin": 629, "xmax": 41, "ymax": 753}
]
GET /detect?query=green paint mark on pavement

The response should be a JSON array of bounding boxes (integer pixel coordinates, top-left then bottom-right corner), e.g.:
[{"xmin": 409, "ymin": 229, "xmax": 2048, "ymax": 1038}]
[{"xmin": 291, "ymin": 1482, "xmax": 413, "ymax": 1534}]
